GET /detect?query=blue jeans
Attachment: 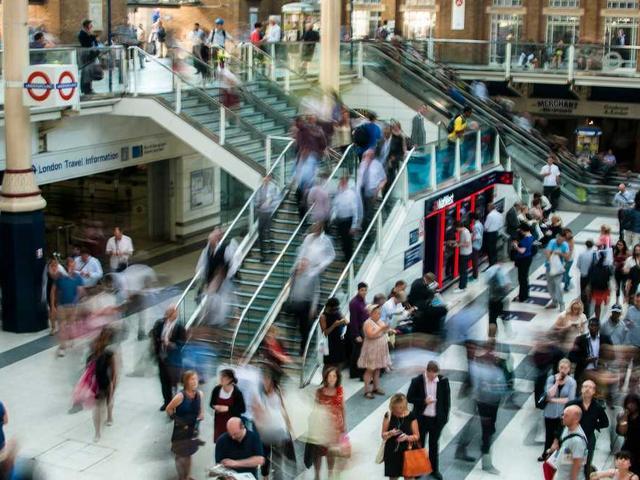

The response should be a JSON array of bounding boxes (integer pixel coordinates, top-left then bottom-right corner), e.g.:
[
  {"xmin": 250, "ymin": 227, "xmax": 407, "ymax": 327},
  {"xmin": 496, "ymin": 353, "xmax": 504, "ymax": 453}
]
[{"xmin": 563, "ymin": 260, "xmax": 573, "ymax": 290}]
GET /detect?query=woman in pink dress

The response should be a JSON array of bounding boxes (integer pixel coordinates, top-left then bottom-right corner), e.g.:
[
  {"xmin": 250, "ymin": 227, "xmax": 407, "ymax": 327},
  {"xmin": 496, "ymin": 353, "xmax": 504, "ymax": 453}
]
[{"xmin": 358, "ymin": 304, "xmax": 392, "ymax": 399}]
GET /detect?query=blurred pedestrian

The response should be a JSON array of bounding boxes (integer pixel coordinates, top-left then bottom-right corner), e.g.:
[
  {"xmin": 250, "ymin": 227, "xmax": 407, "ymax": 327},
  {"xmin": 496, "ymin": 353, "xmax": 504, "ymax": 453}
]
[
  {"xmin": 512, "ymin": 223, "xmax": 535, "ymax": 302},
  {"xmin": 613, "ymin": 240, "xmax": 629, "ymax": 303},
  {"xmin": 484, "ymin": 202, "xmax": 504, "ymax": 265},
  {"xmin": 616, "ymin": 394, "xmax": 640, "ymax": 475},
  {"xmin": 151, "ymin": 306, "xmax": 186, "ymax": 411},
  {"xmin": 289, "ymin": 223, "xmax": 336, "ymax": 355},
  {"xmin": 255, "ymin": 174, "xmax": 280, "ymax": 262},
  {"xmin": 357, "ymin": 149, "xmax": 386, "ymax": 230},
  {"xmin": 74, "ymin": 246, "xmax": 103, "ymax": 287},
  {"xmin": 554, "ymin": 299, "xmax": 588, "ymax": 353},
  {"xmin": 210, "ymin": 369, "xmax": 246, "ymax": 443},
  {"xmin": 545, "ymin": 231, "xmax": 571, "ymax": 311},
  {"xmin": 52, "ymin": 257, "xmax": 84, "ymax": 357},
  {"xmin": 485, "ymin": 261, "xmax": 511, "ymax": 338},
  {"xmin": 106, "ymin": 226, "xmax": 134, "ymax": 272},
  {"xmin": 453, "ymin": 221, "xmax": 472, "ymax": 293},
  {"xmin": 300, "ymin": 23, "xmax": 319, "ymax": 75},
  {"xmin": 156, "ymin": 20, "xmax": 167, "ymax": 58},
  {"xmin": 471, "ymin": 212, "xmax": 483, "ymax": 280},
  {"xmin": 45, "ymin": 256, "xmax": 66, "ymax": 335},
  {"xmin": 166, "ymin": 370, "xmax": 204, "ymax": 480},
  {"xmin": 261, "ymin": 325, "xmax": 292, "ymax": 386},
  {"xmin": 358, "ymin": 304, "xmax": 392, "ymax": 399},
  {"xmin": 332, "ymin": 175, "xmax": 360, "ymax": 260},
  {"xmin": 89, "ymin": 327, "xmax": 117, "ymax": 442},
  {"xmin": 541, "ymin": 156, "xmax": 561, "ymax": 212},
  {"xmin": 410, "ymin": 105, "xmax": 428, "ymax": 148},
  {"xmin": 307, "ymin": 174, "xmax": 331, "ymax": 226}
]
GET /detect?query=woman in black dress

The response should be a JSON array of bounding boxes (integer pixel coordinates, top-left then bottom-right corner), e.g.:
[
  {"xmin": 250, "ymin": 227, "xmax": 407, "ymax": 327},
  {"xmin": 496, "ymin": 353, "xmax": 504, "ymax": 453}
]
[
  {"xmin": 381, "ymin": 393, "xmax": 420, "ymax": 479},
  {"xmin": 166, "ymin": 370, "xmax": 204, "ymax": 480},
  {"xmin": 319, "ymin": 297, "xmax": 347, "ymax": 368}
]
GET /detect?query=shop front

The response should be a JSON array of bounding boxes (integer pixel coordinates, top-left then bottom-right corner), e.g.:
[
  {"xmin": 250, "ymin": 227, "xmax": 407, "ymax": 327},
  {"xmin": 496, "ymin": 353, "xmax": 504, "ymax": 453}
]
[{"xmin": 422, "ymin": 171, "xmax": 513, "ymax": 288}]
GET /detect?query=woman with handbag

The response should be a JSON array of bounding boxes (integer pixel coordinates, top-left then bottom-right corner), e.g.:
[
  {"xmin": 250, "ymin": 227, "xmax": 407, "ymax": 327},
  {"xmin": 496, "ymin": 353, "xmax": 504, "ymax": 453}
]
[
  {"xmin": 358, "ymin": 304, "xmax": 392, "ymax": 399},
  {"xmin": 166, "ymin": 370, "xmax": 205, "ymax": 480},
  {"xmin": 381, "ymin": 393, "xmax": 422, "ymax": 479},
  {"xmin": 209, "ymin": 369, "xmax": 246, "ymax": 443},
  {"xmin": 320, "ymin": 297, "xmax": 348, "ymax": 369},
  {"xmin": 545, "ymin": 231, "xmax": 571, "ymax": 312}
]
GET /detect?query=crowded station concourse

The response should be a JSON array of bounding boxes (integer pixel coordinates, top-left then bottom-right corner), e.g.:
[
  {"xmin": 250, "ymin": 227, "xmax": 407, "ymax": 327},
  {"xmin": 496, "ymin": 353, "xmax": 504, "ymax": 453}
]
[{"xmin": 4, "ymin": 1, "xmax": 640, "ymax": 480}]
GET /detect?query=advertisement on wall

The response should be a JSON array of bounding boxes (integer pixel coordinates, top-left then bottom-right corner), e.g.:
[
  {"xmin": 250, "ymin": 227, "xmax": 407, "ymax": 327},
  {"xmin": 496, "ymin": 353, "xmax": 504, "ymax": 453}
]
[
  {"xmin": 523, "ymin": 98, "xmax": 640, "ymax": 119},
  {"xmin": 0, "ymin": 134, "xmax": 191, "ymax": 185},
  {"xmin": 451, "ymin": 0, "xmax": 465, "ymax": 30}
]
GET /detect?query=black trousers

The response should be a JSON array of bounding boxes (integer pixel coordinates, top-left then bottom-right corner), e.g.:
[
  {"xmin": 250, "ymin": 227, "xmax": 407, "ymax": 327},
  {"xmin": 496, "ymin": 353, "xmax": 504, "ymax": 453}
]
[
  {"xmin": 580, "ymin": 275, "xmax": 591, "ymax": 317},
  {"xmin": 477, "ymin": 402, "xmax": 499, "ymax": 454},
  {"xmin": 291, "ymin": 301, "xmax": 312, "ymax": 356},
  {"xmin": 334, "ymin": 216, "xmax": 354, "ymax": 260},
  {"xmin": 585, "ymin": 434, "xmax": 596, "ymax": 479},
  {"xmin": 543, "ymin": 417, "xmax": 562, "ymax": 453},
  {"xmin": 258, "ymin": 211, "xmax": 272, "ymax": 258},
  {"xmin": 418, "ymin": 416, "xmax": 443, "ymax": 474},
  {"xmin": 349, "ymin": 337, "xmax": 364, "ymax": 380},
  {"xmin": 158, "ymin": 359, "xmax": 178, "ymax": 407},
  {"xmin": 544, "ymin": 186, "xmax": 560, "ymax": 212},
  {"xmin": 485, "ymin": 231, "xmax": 499, "ymax": 265},
  {"xmin": 515, "ymin": 256, "xmax": 532, "ymax": 301},
  {"xmin": 472, "ymin": 248, "xmax": 481, "ymax": 278},
  {"xmin": 488, "ymin": 299, "xmax": 504, "ymax": 325},
  {"xmin": 459, "ymin": 254, "xmax": 470, "ymax": 289}
]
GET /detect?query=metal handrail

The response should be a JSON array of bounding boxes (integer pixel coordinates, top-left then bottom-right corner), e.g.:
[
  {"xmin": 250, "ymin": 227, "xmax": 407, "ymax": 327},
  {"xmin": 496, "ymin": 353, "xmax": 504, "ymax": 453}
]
[
  {"xmin": 127, "ymin": 46, "xmax": 277, "ymax": 144},
  {"xmin": 229, "ymin": 144, "xmax": 356, "ymax": 361},
  {"xmin": 181, "ymin": 138, "xmax": 296, "ymax": 330},
  {"xmin": 299, "ymin": 146, "xmax": 416, "ymax": 387}
]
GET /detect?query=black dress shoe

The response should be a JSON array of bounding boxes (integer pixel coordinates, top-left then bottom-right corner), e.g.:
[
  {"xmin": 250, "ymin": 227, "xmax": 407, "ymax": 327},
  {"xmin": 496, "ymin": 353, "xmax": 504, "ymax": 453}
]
[
  {"xmin": 454, "ymin": 449, "xmax": 476, "ymax": 462},
  {"xmin": 431, "ymin": 472, "xmax": 444, "ymax": 480},
  {"xmin": 159, "ymin": 404, "xmax": 167, "ymax": 411}
]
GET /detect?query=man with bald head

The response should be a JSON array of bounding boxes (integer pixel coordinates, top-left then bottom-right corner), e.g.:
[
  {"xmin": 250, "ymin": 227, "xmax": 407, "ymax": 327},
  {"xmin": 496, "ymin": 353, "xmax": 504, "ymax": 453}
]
[
  {"xmin": 548, "ymin": 405, "xmax": 589, "ymax": 480},
  {"xmin": 215, "ymin": 417, "xmax": 264, "ymax": 478},
  {"xmin": 567, "ymin": 379, "xmax": 609, "ymax": 478}
]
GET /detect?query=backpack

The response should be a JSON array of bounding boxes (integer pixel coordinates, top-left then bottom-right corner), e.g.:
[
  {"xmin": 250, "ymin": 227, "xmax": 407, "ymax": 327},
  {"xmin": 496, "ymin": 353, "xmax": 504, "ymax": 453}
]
[
  {"xmin": 352, "ymin": 124, "xmax": 370, "ymax": 148},
  {"xmin": 447, "ymin": 113, "xmax": 462, "ymax": 133},
  {"xmin": 588, "ymin": 253, "xmax": 611, "ymax": 291}
]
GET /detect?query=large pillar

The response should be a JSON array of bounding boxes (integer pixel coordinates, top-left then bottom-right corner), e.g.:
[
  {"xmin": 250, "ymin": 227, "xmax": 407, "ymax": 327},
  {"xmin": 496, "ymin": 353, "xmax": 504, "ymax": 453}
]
[
  {"xmin": 319, "ymin": 0, "xmax": 341, "ymax": 93},
  {"xmin": 0, "ymin": 0, "xmax": 48, "ymax": 332}
]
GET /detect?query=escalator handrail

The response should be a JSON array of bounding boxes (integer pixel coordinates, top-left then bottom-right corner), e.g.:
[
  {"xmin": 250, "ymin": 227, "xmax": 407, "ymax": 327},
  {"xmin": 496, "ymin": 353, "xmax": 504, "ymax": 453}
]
[
  {"xmin": 181, "ymin": 138, "xmax": 296, "ymax": 330},
  {"xmin": 229, "ymin": 144, "xmax": 356, "ymax": 361},
  {"xmin": 390, "ymin": 42, "xmax": 611, "ymax": 184},
  {"xmin": 299, "ymin": 146, "xmax": 416, "ymax": 388}
]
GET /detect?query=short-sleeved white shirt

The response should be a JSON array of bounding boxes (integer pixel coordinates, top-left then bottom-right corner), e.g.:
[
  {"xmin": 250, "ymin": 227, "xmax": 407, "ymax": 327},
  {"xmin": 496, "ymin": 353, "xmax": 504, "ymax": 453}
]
[{"xmin": 541, "ymin": 164, "xmax": 560, "ymax": 187}]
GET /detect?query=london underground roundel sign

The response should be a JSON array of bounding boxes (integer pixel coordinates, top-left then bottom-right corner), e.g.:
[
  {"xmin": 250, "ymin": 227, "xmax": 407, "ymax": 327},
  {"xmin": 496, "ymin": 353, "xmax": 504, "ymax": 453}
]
[
  {"xmin": 24, "ymin": 71, "xmax": 54, "ymax": 102},
  {"xmin": 56, "ymin": 70, "xmax": 78, "ymax": 101}
]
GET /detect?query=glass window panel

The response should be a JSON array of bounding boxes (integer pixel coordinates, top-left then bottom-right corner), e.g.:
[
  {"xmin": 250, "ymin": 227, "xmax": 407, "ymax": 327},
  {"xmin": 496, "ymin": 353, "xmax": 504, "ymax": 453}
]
[
  {"xmin": 490, "ymin": 14, "xmax": 523, "ymax": 63},
  {"xmin": 546, "ymin": 15, "xmax": 580, "ymax": 44},
  {"xmin": 492, "ymin": 0, "xmax": 522, "ymax": 5},
  {"xmin": 549, "ymin": 0, "xmax": 580, "ymax": 6},
  {"xmin": 607, "ymin": 1, "xmax": 638, "ymax": 7},
  {"xmin": 403, "ymin": 10, "xmax": 436, "ymax": 39}
]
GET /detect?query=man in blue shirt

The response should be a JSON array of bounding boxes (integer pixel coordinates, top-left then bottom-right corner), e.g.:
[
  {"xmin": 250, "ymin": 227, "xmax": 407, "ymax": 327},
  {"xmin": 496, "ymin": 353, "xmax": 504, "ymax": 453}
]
[
  {"xmin": 215, "ymin": 417, "xmax": 264, "ymax": 478},
  {"xmin": 545, "ymin": 231, "xmax": 570, "ymax": 311},
  {"xmin": 52, "ymin": 257, "xmax": 84, "ymax": 356},
  {"xmin": 471, "ymin": 212, "xmax": 484, "ymax": 280}
]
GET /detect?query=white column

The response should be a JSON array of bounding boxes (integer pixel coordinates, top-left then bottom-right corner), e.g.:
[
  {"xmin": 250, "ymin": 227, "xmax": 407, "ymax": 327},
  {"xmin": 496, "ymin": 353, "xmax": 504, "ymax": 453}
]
[
  {"xmin": 475, "ymin": 130, "xmax": 482, "ymax": 172},
  {"xmin": 0, "ymin": 0, "xmax": 46, "ymax": 212},
  {"xmin": 454, "ymin": 138, "xmax": 461, "ymax": 181},
  {"xmin": 505, "ymin": 42, "xmax": 512, "ymax": 80},
  {"xmin": 320, "ymin": 0, "xmax": 341, "ymax": 93},
  {"xmin": 429, "ymin": 143, "xmax": 437, "ymax": 189},
  {"xmin": 493, "ymin": 134, "xmax": 501, "ymax": 165}
]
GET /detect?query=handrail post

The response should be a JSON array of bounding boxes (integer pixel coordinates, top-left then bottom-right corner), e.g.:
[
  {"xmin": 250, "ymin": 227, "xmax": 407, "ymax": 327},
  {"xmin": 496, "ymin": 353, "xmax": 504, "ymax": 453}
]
[
  {"xmin": 122, "ymin": 47, "xmax": 129, "ymax": 92},
  {"xmin": 401, "ymin": 164, "xmax": 409, "ymax": 204},
  {"xmin": 284, "ymin": 69, "xmax": 290, "ymax": 93},
  {"xmin": 220, "ymin": 107, "xmax": 226, "ymax": 145},
  {"xmin": 493, "ymin": 134, "xmax": 500, "ymax": 165},
  {"xmin": 427, "ymin": 37, "xmax": 434, "ymax": 60},
  {"xmin": 348, "ymin": 263, "xmax": 355, "ymax": 298},
  {"xmin": 475, "ymin": 130, "xmax": 482, "ymax": 172},
  {"xmin": 376, "ymin": 213, "xmax": 383, "ymax": 253},
  {"xmin": 175, "ymin": 78, "xmax": 182, "ymax": 114},
  {"xmin": 279, "ymin": 153, "xmax": 285, "ymax": 189},
  {"xmin": 505, "ymin": 42, "xmax": 512, "ymax": 80},
  {"xmin": 429, "ymin": 143, "xmax": 437, "ymax": 189},
  {"xmin": 247, "ymin": 44, "xmax": 254, "ymax": 82},
  {"xmin": 249, "ymin": 201, "xmax": 255, "ymax": 235},
  {"xmin": 266, "ymin": 136, "xmax": 272, "ymax": 171},
  {"xmin": 270, "ymin": 44, "xmax": 276, "ymax": 81},
  {"xmin": 132, "ymin": 49, "xmax": 138, "ymax": 96},
  {"xmin": 454, "ymin": 138, "xmax": 461, "ymax": 181},
  {"xmin": 568, "ymin": 45, "xmax": 575, "ymax": 82},
  {"xmin": 515, "ymin": 175, "xmax": 523, "ymax": 200},
  {"xmin": 357, "ymin": 41, "xmax": 364, "ymax": 79},
  {"xmin": 505, "ymin": 156, "xmax": 512, "ymax": 172}
]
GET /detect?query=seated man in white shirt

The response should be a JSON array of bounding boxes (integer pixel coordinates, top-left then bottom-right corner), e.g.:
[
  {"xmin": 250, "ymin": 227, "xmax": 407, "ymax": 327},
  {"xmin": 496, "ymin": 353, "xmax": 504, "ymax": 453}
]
[
  {"xmin": 106, "ymin": 227, "xmax": 134, "ymax": 272},
  {"xmin": 380, "ymin": 290, "xmax": 414, "ymax": 328},
  {"xmin": 74, "ymin": 247, "xmax": 103, "ymax": 287}
]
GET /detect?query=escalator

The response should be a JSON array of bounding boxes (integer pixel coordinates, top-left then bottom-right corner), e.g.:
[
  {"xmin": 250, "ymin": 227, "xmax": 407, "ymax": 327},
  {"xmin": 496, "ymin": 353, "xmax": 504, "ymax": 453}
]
[{"xmin": 362, "ymin": 42, "xmax": 620, "ymax": 207}]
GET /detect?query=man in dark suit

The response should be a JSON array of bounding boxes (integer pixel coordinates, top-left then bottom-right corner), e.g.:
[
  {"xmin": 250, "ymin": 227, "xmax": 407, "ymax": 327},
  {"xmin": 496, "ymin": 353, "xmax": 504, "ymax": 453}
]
[
  {"xmin": 410, "ymin": 104, "xmax": 428, "ymax": 148},
  {"xmin": 151, "ymin": 305, "xmax": 186, "ymax": 410},
  {"xmin": 568, "ymin": 317, "xmax": 612, "ymax": 383},
  {"xmin": 407, "ymin": 361, "xmax": 451, "ymax": 480},
  {"xmin": 505, "ymin": 201, "xmax": 521, "ymax": 240}
]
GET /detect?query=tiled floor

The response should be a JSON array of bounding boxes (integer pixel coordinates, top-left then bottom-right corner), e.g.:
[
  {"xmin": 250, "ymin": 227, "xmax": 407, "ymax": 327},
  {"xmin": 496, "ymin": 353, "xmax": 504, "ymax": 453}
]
[{"xmin": 0, "ymin": 212, "xmax": 627, "ymax": 480}]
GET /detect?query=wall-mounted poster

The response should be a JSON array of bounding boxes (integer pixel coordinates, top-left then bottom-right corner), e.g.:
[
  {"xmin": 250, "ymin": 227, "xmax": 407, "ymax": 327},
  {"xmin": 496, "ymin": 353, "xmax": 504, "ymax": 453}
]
[
  {"xmin": 190, "ymin": 168, "xmax": 214, "ymax": 210},
  {"xmin": 451, "ymin": 0, "xmax": 465, "ymax": 31}
]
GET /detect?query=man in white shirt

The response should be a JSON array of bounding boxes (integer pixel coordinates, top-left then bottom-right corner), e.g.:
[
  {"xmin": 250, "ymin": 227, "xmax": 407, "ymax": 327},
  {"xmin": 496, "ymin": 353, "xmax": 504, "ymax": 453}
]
[
  {"xmin": 332, "ymin": 175, "xmax": 361, "ymax": 260},
  {"xmin": 357, "ymin": 149, "xmax": 387, "ymax": 230},
  {"xmin": 254, "ymin": 174, "xmax": 280, "ymax": 261},
  {"xmin": 455, "ymin": 221, "xmax": 473, "ymax": 292},
  {"xmin": 106, "ymin": 227, "xmax": 134, "ymax": 272},
  {"xmin": 547, "ymin": 405, "xmax": 588, "ymax": 480},
  {"xmin": 380, "ymin": 291, "xmax": 413, "ymax": 328},
  {"xmin": 471, "ymin": 212, "xmax": 484, "ymax": 279},
  {"xmin": 540, "ymin": 156, "xmax": 561, "ymax": 212},
  {"xmin": 614, "ymin": 183, "xmax": 635, "ymax": 240},
  {"xmin": 74, "ymin": 247, "xmax": 103, "ymax": 287},
  {"xmin": 266, "ymin": 18, "xmax": 281, "ymax": 44},
  {"xmin": 483, "ymin": 202, "xmax": 503, "ymax": 266}
]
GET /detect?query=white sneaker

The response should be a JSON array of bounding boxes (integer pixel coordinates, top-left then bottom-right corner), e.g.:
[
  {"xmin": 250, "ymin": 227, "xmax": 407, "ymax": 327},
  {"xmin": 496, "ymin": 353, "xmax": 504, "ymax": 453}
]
[{"xmin": 453, "ymin": 288, "xmax": 467, "ymax": 293}]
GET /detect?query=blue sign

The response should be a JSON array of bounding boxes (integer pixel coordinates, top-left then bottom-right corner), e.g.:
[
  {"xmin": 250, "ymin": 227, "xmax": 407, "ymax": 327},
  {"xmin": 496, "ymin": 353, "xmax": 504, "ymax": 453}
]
[
  {"xmin": 409, "ymin": 229, "xmax": 419, "ymax": 246},
  {"xmin": 404, "ymin": 243, "xmax": 422, "ymax": 270}
]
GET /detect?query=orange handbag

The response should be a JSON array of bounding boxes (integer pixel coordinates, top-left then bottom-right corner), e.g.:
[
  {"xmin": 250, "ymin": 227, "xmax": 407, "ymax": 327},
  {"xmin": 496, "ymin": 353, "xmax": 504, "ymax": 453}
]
[{"xmin": 402, "ymin": 442, "xmax": 432, "ymax": 478}]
